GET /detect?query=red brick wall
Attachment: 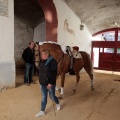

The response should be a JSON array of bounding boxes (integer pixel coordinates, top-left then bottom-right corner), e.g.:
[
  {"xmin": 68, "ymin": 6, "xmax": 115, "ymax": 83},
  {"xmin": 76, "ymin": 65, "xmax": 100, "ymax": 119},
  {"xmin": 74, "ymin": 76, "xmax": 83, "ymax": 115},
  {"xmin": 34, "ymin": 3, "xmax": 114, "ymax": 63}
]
[{"xmin": 38, "ymin": 0, "xmax": 58, "ymax": 42}]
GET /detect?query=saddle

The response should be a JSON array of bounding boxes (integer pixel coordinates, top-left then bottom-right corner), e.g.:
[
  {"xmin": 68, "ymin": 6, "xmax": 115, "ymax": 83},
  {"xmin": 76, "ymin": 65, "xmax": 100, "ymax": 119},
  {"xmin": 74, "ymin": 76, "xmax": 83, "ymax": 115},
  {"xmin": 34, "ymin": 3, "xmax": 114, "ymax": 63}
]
[{"xmin": 66, "ymin": 46, "xmax": 82, "ymax": 75}]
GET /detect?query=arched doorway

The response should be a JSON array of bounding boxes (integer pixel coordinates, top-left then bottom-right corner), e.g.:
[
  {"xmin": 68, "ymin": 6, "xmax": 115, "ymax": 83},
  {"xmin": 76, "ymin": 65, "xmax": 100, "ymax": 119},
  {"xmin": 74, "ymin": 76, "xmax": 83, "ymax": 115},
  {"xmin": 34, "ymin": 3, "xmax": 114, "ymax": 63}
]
[
  {"xmin": 14, "ymin": 0, "xmax": 58, "ymax": 87},
  {"xmin": 91, "ymin": 28, "xmax": 120, "ymax": 71},
  {"xmin": 14, "ymin": 0, "xmax": 58, "ymax": 62}
]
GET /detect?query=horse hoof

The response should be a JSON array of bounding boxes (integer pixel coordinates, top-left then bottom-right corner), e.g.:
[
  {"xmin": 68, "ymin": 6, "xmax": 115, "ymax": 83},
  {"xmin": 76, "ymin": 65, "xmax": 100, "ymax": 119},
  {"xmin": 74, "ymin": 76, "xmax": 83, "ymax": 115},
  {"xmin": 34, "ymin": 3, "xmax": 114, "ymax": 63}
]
[
  {"xmin": 91, "ymin": 87, "xmax": 94, "ymax": 91},
  {"xmin": 58, "ymin": 96, "xmax": 62, "ymax": 99},
  {"xmin": 73, "ymin": 89, "xmax": 76, "ymax": 93}
]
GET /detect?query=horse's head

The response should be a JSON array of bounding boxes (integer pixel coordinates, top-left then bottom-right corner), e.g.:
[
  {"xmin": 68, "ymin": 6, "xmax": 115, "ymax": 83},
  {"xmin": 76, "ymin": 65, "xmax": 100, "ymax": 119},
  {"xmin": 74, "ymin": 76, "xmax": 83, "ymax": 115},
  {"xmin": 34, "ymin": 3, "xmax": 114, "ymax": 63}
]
[
  {"xmin": 34, "ymin": 41, "xmax": 65, "ymax": 68},
  {"xmin": 34, "ymin": 42, "xmax": 40, "ymax": 68}
]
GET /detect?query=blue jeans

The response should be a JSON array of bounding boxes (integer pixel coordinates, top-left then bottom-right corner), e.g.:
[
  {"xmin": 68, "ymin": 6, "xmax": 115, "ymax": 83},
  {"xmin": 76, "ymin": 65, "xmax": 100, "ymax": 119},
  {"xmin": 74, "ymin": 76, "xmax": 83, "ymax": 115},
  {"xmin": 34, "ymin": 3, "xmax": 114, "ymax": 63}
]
[
  {"xmin": 40, "ymin": 85, "xmax": 59, "ymax": 111},
  {"xmin": 24, "ymin": 63, "xmax": 34, "ymax": 84}
]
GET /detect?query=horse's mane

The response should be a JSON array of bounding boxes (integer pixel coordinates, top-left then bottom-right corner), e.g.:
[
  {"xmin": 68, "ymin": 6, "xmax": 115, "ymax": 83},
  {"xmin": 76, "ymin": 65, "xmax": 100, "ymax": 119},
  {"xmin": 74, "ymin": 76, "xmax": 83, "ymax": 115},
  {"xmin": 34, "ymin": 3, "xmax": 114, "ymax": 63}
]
[
  {"xmin": 39, "ymin": 41, "xmax": 59, "ymax": 45},
  {"xmin": 38, "ymin": 41, "xmax": 67, "ymax": 53}
]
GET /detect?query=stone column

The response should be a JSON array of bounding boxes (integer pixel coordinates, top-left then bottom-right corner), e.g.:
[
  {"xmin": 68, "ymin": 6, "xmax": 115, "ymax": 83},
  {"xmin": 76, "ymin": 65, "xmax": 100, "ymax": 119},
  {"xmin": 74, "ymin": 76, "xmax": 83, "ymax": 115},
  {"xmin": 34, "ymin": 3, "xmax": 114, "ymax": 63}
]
[{"xmin": 0, "ymin": 0, "xmax": 15, "ymax": 90}]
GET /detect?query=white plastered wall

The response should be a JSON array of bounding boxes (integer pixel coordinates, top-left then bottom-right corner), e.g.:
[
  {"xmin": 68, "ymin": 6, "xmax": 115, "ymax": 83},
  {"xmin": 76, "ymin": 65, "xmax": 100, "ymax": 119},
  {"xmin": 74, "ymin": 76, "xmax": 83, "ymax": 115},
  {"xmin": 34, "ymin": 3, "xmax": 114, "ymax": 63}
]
[
  {"xmin": 33, "ymin": 22, "xmax": 46, "ymax": 42},
  {"xmin": 0, "ymin": 0, "xmax": 15, "ymax": 90},
  {"xmin": 53, "ymin": 0, "xmax": 92, "ymax": 54}
]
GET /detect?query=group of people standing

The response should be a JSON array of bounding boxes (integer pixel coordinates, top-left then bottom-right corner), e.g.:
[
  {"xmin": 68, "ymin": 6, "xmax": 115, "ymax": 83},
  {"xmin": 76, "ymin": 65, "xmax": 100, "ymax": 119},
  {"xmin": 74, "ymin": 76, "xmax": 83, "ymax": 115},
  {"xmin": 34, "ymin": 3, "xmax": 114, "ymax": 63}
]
[{"xmin": 22, "ymin": 41, "xmax": 60, "ymax": 117}]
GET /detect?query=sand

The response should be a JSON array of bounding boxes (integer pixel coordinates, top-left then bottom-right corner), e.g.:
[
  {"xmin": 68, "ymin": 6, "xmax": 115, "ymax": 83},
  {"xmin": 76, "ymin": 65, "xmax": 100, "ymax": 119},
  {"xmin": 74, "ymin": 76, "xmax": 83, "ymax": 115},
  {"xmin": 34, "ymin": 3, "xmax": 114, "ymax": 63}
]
[{"xmin": 0, "ymin": 66, "xmax": 120, "ymax": 120}]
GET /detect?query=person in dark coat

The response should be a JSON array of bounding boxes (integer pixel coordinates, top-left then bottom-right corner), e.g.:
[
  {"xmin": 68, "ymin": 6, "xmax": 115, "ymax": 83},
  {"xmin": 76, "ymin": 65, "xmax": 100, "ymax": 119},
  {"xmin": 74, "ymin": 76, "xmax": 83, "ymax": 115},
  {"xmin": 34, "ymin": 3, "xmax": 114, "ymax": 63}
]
[
  {"xmin": 22, "ymin": 41, "xmax": 35, "ymax": 85},
  {"xmin": 35, "ymin": 49, "xmax": 60, "ymax": 117}
]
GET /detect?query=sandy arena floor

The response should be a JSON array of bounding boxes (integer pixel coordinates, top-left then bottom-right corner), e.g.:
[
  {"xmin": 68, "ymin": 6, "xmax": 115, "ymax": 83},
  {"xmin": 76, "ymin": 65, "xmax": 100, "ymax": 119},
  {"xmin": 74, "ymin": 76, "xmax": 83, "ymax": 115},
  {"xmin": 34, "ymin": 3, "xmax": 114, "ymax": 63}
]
[{"xmin": 1, "ymin": 65, "xmax": 120, "ymax": 120}]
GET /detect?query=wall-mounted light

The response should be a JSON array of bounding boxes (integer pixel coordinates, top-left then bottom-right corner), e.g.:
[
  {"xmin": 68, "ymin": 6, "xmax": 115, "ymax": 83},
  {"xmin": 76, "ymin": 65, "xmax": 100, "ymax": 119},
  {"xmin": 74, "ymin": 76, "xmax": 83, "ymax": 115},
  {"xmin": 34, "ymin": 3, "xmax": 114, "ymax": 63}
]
[{"xmin": 80, "ymin": 22, "xmax": 84, "ymax": 30}]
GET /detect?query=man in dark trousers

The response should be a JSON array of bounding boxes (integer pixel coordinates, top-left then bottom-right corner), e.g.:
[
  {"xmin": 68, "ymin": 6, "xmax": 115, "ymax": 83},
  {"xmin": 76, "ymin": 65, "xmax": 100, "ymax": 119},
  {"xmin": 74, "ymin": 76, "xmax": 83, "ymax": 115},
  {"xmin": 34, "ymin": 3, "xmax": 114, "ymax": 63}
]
[
  {"xmin": 35, "ymin": 49, "xmax": 60, "ymax": 117},
  {"xmin": 22, "ymin": 41, "xmax": 35, "ymax": 86}
]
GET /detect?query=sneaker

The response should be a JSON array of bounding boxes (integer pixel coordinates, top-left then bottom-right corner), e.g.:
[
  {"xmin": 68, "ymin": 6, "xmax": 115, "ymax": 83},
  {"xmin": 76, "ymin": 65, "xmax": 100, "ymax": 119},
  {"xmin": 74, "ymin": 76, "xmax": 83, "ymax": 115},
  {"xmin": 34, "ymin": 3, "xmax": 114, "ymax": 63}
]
[
  {"xmin": 56, "ymin": 104, "xmax": 61, "ymax": 110},
  {"xmin": 35, "ymin": 111, "xmax": 45, "ymax": 117}
]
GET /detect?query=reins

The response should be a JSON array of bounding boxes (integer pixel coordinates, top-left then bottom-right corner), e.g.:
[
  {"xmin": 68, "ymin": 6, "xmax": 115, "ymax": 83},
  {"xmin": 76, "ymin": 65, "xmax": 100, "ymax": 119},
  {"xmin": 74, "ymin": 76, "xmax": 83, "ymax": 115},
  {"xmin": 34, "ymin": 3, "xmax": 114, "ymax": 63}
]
[{"xmin": 34, "ymin": 47, "xmax": 41, "ymax": 63}]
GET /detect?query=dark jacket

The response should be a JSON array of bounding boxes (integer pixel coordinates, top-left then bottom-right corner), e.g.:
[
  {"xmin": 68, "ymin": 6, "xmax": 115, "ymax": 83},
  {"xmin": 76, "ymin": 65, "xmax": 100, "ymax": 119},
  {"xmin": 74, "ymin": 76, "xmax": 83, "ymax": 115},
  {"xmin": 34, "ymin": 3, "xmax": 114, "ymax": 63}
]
[
  {"xmin": 39, "ymin": 57, "xmax": 57, "ymax": 86},
  {"xmin": 22, "ymin": 47, "xmax": 34, "ymax": 64}
]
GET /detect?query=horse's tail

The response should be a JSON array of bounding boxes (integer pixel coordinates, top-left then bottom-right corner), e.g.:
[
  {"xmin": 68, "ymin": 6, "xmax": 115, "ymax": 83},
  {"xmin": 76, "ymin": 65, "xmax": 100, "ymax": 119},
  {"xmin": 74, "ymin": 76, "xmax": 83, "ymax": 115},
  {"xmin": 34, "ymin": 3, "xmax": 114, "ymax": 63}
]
[{"xmin": 80, "ymin": 51, "xmax": 93, "ymax": 79}]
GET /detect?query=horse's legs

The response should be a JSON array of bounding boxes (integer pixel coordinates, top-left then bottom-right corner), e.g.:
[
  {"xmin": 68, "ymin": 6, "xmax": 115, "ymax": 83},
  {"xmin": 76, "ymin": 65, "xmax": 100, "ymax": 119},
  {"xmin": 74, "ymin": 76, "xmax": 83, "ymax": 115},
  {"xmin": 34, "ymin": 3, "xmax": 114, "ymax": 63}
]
[
  {"xmin": 87, "ymin": 72, "xmax": 94, "ymax": 90},
  {"xmin": 60, "ymin": 73, "xmax": 65, "ymax": 95},
  {"xmin": 90, "ymin": 75, "xmax": 94, "ymax": 90},
  {"xmin": 73, "ymin": 72, "xmax": 80, "ymax": 93},
  {"xmin": 89, "ymin": 73, "xmax": 94, "ymax": 90},
  {"xmin": 58, "ymin": 73, "xmax": 65, "ymax": 99},
  {"xmin": 55, "ymin": 86, "xmax": 59, "ymax": 90},
  {"xmin": 84, "ymin": 66, "xmax": 94, "ymax": 90},
  {"xmin": 55, "ymin": 74, "xmax": 60, "ymax": 91}
]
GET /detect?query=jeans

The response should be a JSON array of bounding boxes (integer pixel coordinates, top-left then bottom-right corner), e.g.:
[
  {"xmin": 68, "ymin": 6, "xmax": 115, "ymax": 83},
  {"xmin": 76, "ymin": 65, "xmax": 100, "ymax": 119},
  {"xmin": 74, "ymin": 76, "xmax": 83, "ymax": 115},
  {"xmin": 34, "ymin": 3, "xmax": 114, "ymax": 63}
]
[
  {"xmin": 24, "ymin": 63, "xmax": 34, "ymax": 84},
  {"xmin": 40, "ymin": 85, "xmax": 59, "ymax": 111}
]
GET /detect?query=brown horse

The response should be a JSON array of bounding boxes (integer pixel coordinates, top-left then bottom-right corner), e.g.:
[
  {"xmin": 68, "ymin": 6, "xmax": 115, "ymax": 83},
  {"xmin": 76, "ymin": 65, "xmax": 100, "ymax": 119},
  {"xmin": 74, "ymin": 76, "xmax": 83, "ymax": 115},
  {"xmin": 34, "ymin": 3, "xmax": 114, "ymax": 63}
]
[{"xmin": 34, "ymin": 42, "xmax": 94, "ymax": 98}]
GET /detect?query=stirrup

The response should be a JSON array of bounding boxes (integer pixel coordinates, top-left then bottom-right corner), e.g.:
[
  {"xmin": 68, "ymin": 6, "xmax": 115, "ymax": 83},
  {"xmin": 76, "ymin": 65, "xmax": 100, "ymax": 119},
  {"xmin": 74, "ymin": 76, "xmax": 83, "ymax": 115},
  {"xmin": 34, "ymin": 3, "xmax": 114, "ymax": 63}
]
[{"xmin": 69, "ymin": 69, "xmax": 76, "ymax": 75}]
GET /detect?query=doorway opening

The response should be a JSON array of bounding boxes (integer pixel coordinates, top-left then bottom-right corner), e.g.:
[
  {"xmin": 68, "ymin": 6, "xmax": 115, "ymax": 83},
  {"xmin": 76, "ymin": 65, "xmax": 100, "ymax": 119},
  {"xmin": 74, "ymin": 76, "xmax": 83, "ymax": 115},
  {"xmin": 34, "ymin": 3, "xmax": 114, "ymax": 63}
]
[{"xmin": 91, "ymin": 28, "xmax": 120, "ymax": 72}]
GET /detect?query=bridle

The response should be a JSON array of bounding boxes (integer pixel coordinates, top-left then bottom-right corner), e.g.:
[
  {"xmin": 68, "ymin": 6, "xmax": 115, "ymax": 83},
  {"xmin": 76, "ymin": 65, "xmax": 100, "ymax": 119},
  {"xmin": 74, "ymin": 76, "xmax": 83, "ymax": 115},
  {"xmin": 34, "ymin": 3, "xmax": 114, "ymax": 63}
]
[
  {"xmin": 34, "ymin": 44, "xmax": 41, "ymax": 66},
  {"xmin": 34, "ymin": 50, "xmax": 41, "ymax": 62}
]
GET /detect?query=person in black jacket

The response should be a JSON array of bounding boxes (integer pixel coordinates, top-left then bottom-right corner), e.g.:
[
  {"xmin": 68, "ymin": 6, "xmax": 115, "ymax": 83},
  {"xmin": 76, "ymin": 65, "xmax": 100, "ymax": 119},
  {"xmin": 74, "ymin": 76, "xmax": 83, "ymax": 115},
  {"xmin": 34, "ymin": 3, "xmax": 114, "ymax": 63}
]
[
  {"xmin": 22, "ymin": 41, "xmax": 35, "ymax": 85},
  {"xmin": 35, "ymin": 49, "xmax": 60, "ymax": 117}
]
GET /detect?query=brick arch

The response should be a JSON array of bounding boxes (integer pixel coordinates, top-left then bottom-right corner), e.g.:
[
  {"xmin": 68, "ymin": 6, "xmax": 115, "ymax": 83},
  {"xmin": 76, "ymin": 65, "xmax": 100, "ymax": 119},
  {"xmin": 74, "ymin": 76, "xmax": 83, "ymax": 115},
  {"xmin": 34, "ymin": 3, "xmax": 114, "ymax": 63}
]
[
  {"xmin": 93, "ymin": 28, "xmax": 120, "ymax": 36},
  {"xmin": 38, "ymin": 0, "xmax": 58, "ymax": 42}
]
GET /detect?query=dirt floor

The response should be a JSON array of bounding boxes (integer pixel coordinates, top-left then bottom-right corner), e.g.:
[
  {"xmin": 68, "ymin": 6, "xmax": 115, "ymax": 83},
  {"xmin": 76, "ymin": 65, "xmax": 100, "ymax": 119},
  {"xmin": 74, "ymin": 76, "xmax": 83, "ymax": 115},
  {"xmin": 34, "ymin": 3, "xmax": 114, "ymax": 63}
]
[{"xmin": 1, "ymin": 64, "xmax": 120, "ymax": 120}]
